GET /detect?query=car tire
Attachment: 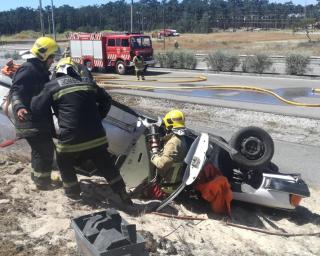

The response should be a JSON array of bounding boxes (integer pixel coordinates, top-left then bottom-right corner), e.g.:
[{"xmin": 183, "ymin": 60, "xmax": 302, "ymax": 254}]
[
  {"xmin": 229, "ymin": 126, "xmax": 274, "ymax": 169},
  {"xmin": 116, "ymin": 61, "xmax": 126, "ymax": 75},
  {"xmin": 143, "ymin": 65, "xmax": 148, "ymax": 72}
]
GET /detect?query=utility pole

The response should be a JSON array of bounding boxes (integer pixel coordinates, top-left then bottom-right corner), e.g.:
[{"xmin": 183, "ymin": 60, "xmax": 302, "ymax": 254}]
[
  {"xmin": 51, "ymin": 0, "xmax": 56, "ymax": 41},
  {"xmin": 39, "ymin": 0, "xmax": 45, "ymax": 36},
  {"xmin": 163, "ymin": 1, "xmax": 166, "ymax": 51},
  {"xmin": 142, "ymin": 16, "xmax": 145, "ymax": 32},
  {"xmin": 131, "ymin": 0, "xmax": 133, "ymax": 33},
  {"xmin": 48, "ymin": 12, "xmax": 51, "ymax": 34}
]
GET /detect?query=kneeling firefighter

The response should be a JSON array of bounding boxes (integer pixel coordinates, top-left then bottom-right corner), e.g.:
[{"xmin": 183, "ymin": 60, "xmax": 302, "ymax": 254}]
[
  {"xmin": 146, "ymin": 110, "xmax": 233, "ymax": 216},
  {"xmin": 30, "ymin": 57, "xmax": 132, "ymax": 204},
  {"xmin": 147, "ymin": 109, "xmax": 189, "ymax": 198}
]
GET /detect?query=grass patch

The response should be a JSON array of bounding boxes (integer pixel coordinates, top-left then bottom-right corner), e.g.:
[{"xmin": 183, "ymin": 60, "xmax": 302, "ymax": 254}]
[
  {"xmin": 205, "ymin": 51, "xmax": 239, "ymax": 71},
  {"xmin": 242, "ymin": 54, "xmax": 273, "ymax": 73},
  {"xmin": 155, "ymin": 50, "xmax": 197, "ymax": 69},
  {"xmin": 285, "ymin": 54, "xmax": 310, "ymax": 75}
]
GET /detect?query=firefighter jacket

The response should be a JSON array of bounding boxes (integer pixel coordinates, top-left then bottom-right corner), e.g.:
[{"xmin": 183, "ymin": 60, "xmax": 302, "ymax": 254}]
[
  {"xmin": 133, "ymin": 56, "xmax": 144, "ymax": 71},
  {"xmin": 9, "ymin": 58, "xmax": 54, "ymax": 138},
  {"xmin": 1, "ymin": 64, "xmax": 20, "ymax": 78},
  {"xmin": 151, "ymin": 132, "xmax": 188, "ymax": 193},
  {"xmin": 31, "ymin": 75, "xmax": 112, "ymax": 154}
]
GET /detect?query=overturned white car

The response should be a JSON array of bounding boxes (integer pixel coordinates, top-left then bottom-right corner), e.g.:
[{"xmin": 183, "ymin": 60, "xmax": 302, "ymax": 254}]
[{"xmin": 0, "ymin": 74, "xmax": 310, "ymax": 211}]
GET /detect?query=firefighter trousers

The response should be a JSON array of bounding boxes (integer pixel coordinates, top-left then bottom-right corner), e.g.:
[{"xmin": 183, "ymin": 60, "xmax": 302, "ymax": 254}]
[
  {"xmin": 56, "ymin": 144, "xmax": 126, "ymax": 194},
  {"xmin": 135, "ymin": 70, "xmax": 144, "ymax": 79},
  {"xmin": 25, "ymin": 135, "xmax": 54, "ymax": 186}
]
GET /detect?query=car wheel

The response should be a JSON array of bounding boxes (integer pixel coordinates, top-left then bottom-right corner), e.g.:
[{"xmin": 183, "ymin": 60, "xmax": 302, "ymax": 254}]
[
  {"xmin": 116, "ymin": 61, "xmax": 126, "ymax": 75},
  {"xmin": 229, "ymin": 126, "xmax": 274, "ymax": 169},
  {"xmin": 143, "ymin": 65, "xmax": 148, "ymax": 72}
]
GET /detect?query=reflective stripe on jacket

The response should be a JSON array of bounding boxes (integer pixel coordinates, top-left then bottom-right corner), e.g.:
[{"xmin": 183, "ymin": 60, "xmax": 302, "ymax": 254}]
[
  {"xmin": 31, "ymin": 75, "xmax": 112, "ymax": 152},
  {"xmin": 56, "ymin": 136, "xmax": 108, "ymax": 153}
]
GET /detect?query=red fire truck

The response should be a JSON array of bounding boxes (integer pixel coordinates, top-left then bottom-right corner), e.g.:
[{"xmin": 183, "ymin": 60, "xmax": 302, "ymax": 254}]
[{"xmin": 68, "ymin": 32, "xmax": 155, "ymax": 75}]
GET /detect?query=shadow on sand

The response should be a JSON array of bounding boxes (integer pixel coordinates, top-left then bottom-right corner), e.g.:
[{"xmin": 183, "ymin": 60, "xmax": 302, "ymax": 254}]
[{"xmin": 74, "ymin": 180, "xmax": 178, "ymax": 217}]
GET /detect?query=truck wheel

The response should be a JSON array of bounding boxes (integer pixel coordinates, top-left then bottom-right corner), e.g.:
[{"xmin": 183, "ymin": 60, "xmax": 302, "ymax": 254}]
[
  {"xmin": 229, "ymin": 126, "xmax": 274, "ymax": 169},
  {"xmin": 116, "ymin": 61, "xmax": 126, "ymax": 75}
]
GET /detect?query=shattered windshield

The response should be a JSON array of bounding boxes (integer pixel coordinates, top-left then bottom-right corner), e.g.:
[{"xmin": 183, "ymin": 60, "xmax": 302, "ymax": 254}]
[{"xmin": 130, "ymin": 36, "xmax": 151, "ymax": 48}]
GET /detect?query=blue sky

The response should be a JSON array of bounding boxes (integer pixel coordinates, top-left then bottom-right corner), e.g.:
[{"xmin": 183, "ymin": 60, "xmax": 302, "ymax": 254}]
[
  {"xmin": 0, "ymin": 0, "xmax": 111, "ymax": 11},
  {"xmin": 0, "ymin": 0, "xmax": 317, "ymax": 11}
]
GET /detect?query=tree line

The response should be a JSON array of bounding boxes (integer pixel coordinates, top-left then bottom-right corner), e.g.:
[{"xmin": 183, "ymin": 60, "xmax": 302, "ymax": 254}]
[{"xmin": 0, "ymin": 0, "xmax": 320, "ymax": 35}]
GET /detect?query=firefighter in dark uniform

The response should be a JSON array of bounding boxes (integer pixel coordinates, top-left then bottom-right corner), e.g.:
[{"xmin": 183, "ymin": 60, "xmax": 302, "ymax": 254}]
[
  {"xmin": 30, "ymin": 57, "xmax": 132, "ymax": 204},
  {"xmin": 9, "ymin": 37, "xmax": 58, "ymax": 189}
]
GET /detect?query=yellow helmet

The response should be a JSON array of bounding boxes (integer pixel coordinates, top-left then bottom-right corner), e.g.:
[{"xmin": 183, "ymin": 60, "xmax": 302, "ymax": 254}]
[
  {"xmin": 163, "ymin": 109, "xmax": 185, "ymax": 130},
  {"xmin": 55, "ymin": 57, "xmax": 90, "ymax": 79},
  {"xmin": 55, "ymin": 57, "xmax": 78, "ymax": 74},
  {"xmin": 30, "ymin": 37, "xmax": 58, "ymax": 61}
]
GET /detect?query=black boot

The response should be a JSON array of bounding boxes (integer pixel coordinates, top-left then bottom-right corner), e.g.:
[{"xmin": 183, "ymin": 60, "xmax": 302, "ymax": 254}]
[
  {"xmin": 118, "ymin": 189, "xmax": 133, "ymax": 206},
  {"xmin": 64, "ymin": 183, "xmax": 82, "ymax": 200},
  {"xmin": 31, "ymin": 172, "xmax": 52, "ymax": 190}
]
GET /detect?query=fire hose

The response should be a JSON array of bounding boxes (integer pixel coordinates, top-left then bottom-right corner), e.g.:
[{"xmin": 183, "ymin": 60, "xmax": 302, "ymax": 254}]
[{"xmin": 96, "ymin": 79, "xmax": 320, "ymax": 108}]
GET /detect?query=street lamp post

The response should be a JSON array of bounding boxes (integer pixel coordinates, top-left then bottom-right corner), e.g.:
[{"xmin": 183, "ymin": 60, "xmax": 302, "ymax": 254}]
[
  {"xmin": 131, "ymin": 0, "xmax": 133, "ymax": 33},
  {"xmin": 162, "ymin": 1, "xmax": 166, "ymax": 51},
  {"xmin": 142, "ymin": 16, "xmax": 145, "ymax": 32},
  {"xmin": 47, "ymin": 12, "xmax": 51, "ymax": 34},
  {"xmin": 39, "ymin": 0, "xmax": 45, "ymax": 35},
  {"xmin": 51, "ymin": 0, "xmax": 56, "ymax": 41}
]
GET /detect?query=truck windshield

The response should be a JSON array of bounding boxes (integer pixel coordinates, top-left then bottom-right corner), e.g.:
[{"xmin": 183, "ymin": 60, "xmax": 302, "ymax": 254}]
[{"xmin": 131, "ymin": 36, "xmax": 151, "ymax": 48}]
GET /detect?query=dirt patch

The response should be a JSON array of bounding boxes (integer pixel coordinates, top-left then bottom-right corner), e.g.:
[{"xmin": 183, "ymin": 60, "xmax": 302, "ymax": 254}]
[
  {"xmin": 152, "ymin": 31, "xmax": 320, "ymax": 55},
  {"xmin": 0, "ymin": 150, "xmax": 319, "ymax": 256}
]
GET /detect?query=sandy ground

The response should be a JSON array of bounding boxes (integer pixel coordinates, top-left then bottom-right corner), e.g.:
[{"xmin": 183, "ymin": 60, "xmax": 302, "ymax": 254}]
[{"xmin": 0, "ymin": 94, "xmax": 320, "ymax": 256}]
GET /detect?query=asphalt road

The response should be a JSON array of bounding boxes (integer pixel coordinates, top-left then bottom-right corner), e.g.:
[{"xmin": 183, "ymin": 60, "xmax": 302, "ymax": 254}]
[{"xmin": 110, "ymin": 68, "xmax": 320, "ymax": 119}]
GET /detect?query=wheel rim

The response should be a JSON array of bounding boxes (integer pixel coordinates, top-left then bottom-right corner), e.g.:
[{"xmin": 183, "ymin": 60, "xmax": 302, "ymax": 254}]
[
  {"xmin": 117, "ymin": 63, "xmax": 125, "ymax": 73},
  {"xmin": 240, "ymin": 136, "xmax": 264, "ymax": 160}
]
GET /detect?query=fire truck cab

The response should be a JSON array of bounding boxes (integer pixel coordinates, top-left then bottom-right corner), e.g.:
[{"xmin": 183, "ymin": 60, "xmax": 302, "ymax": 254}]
[{"xmin": 68, "ymin": 32, "xmax": 155, "ymax": 75}]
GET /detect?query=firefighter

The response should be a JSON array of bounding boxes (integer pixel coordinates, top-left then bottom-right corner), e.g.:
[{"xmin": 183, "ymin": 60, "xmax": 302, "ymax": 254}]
[
  {"xmin": 148, "ymin": 109, "xmax": 188, "ymax": 197},
  {"xmin": 132, "ymin": 55, "xmax": 145, "ymax": 80},
  {"xmin": 62, "ymin": 47, "xmax": 70, "ymax": 58},
  {"xmin": 1, "ymin": 58, "xmax": 20, "ymax": 78},
  {"xmin": 8, "ymin": 37, "xmax": 58, "ymax": 190},
  {"xmin": 174, "ymin": 40, "xmax": 179, "ymax": 49},
  {"xmin": 30, "ymin": 57, "xmax": 133, "ymax": 205}
]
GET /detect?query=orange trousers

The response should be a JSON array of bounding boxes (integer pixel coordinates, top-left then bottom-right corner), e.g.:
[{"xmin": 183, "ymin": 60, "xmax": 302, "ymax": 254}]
[{"xmin": 195, "ymin": 163, "xmax": 233, "ymax": 216}]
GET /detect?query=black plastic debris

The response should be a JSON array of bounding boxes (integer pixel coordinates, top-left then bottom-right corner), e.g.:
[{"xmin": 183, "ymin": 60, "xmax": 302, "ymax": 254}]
[{"xmin": 71, "ymin": 209, "xmax": 147, "ymax": 256}]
